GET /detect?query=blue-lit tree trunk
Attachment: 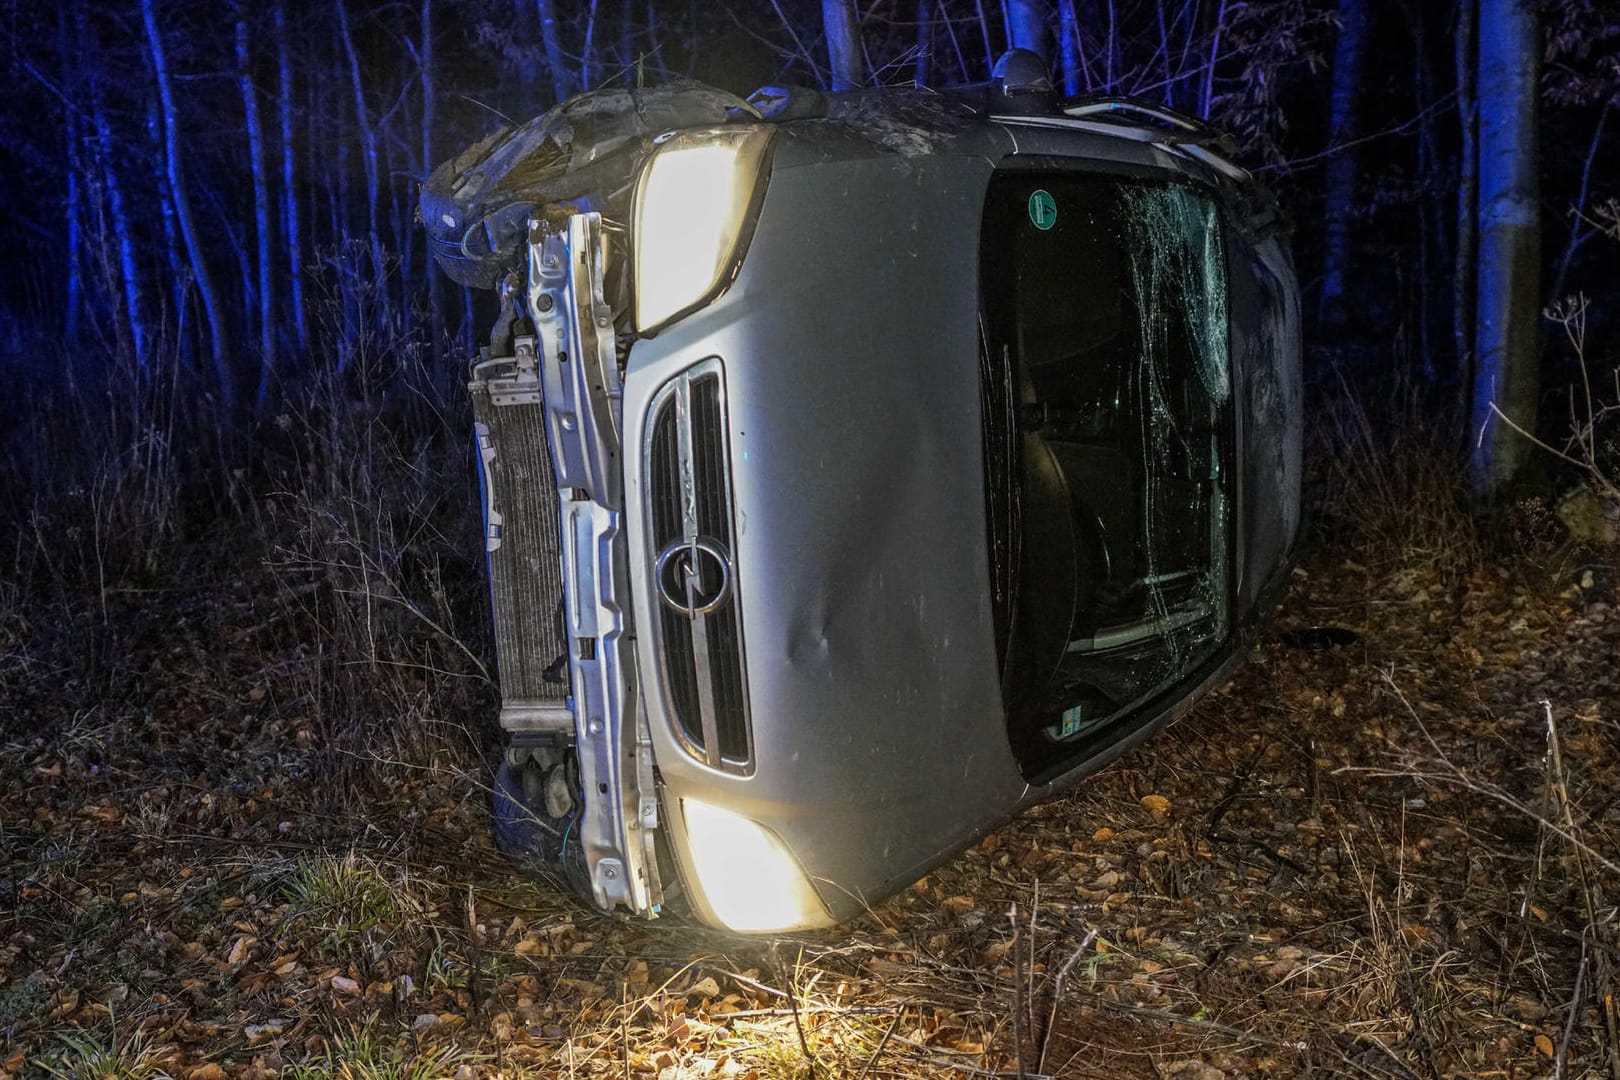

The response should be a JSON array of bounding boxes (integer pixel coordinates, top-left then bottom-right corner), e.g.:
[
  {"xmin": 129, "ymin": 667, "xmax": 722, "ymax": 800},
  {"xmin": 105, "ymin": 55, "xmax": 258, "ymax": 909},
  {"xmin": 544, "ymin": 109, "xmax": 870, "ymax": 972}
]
[
  {"xmin": 1057, "ymin": 0, "xmax": 1081, "ymax": 94},
  {"xmin": 914, "ymin": 0, "xmax": 933, "ymax": 87},
  {"xmin": 1453, "ymin": 0, "xmax": 1476, "ymax": 409},
  {"xmin": 536, "ymin": 0, "xmax": 570, "ymax": 103},
  {"xmin": 824, "ymin": 0, "xmax": 864, "ymax": 90},
  {"xmin": 1468, "ymin": 0, "xmax": 1541, "ymax": 498},
  {"xmin": 91, "ymin": 77, "xmax": 149, "ymax": 373},
  {"xmin": 1406, "ymin": 0, "xmax": 1440, "ymax": 377},
  {"xmin": 143, "ymin": 0, "xmax": 233, "ymax": 411},
  {"xmin": 58, "ymin": 7, "xmax": 85, "ymax": 345},
  {"xmin": 1318, "ymin": 0, "xmax": 1367, "ymax": 326},
  {"xmin": 239, "ymin": 15, "xmax": 276, "ymax": 414},
  {"xmin": 274, "ymin": 0, "xmax": 308, "ymax": 356},
  {"xmin": 581, "ymin": 0, "xmax": 598, "ymax": 89},
  {"xmin": 144, "ymin": 95, "xmax": 188, "ymax": 365},
  {"xmin": 336, "ymin": 0, "xmax": 389, "ymax": 324},
  {"xmin": 1008, "ymin": 0, "xmax": 1050, "ymax": 66},
  {"xmin": 1199, "ymin": 0, "xmax": 1228, "ymax": 117},
  {"xmin": 64, "ymin": 104, "xmax": 84, "ymax": 344},
  {"xmin": 422, "ymin": 0, "xmax": 444, "ymax": 364}
]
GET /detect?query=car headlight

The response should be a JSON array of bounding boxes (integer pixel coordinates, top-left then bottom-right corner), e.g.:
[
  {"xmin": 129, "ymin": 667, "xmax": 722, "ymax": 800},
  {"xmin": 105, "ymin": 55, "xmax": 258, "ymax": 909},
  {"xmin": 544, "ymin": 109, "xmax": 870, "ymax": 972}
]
[
  {"xmin": 634, "ymin": 127, "xmax": 774, "ymax": 333},
  {"xmin": 680, "ymin": 799, "xmax": 830, "ymax": 933}
]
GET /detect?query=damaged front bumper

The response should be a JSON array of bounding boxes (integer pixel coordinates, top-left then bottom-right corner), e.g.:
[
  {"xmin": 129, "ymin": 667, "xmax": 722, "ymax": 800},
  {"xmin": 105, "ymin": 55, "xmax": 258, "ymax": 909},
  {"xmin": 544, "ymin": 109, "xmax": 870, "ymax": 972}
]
[{"xmin": 474, "ymin": 213, "xmax": 662, "ymax": 917}]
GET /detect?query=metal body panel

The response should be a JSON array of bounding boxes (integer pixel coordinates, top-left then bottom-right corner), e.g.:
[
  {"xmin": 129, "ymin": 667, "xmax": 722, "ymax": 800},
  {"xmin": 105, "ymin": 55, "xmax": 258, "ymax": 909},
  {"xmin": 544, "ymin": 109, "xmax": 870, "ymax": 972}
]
[
  {"xmin": 623, "ymin": 141, "xmax": 1032, "ymax": 922},
  {"xmin": 529, "ymin": 214, "xmax": 662, "ymax": 914},
  {"xmin": 1230, "ymin": 230, "xmax": 1304, "ymax": 619}
]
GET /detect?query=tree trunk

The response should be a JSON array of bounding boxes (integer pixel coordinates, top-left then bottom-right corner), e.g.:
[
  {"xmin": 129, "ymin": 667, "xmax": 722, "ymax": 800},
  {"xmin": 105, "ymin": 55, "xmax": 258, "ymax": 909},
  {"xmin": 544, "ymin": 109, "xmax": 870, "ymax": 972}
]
[
  {"xmin": 1199, "ymin": 0, "xmax": 1229, "ymax": 118},
  {"xmin": 913, "ymin": 0, "xmax": 933, "ymax": 88},
  {"xmin": 973, "ymin": 0, "xmax": 997, "ymax": 74},
  {"xmin": 1008, "ymin": 0, "xmax": 1050, "ymax": 65},
  {"xmin": 275, "ymin": 0, "xmax": 308, "ymax": 356},
  {"xmin": 1318, "ymin": 0, "xmax": 1367, "ymax": 326},
  {"xmin": 58, "ymin": 6, "xmax": 86, "ymax": 344},
  {"xmin": 238, "ymin": 14, "xmax": 276, "ymax": 413},
  {"xmin": 64, "ymin": 104, "xmax": 85, "ymax": 344},
  {"xmin": 535, "ymin": 0, "xmax": 571, "ymax": 103},
  {"xmin": 142, "ymin": 0, "xmax": 233, "ymax": 411},
  {"xmin": 824, "ymin": 0, "xmax": 864, "ymax": 90},
  {"xmin": 1057, "ymin": 0, "xmax": 1080, "ymax": 94},
  {"xmin": 143, "ymin": 94, "xmax": 189, "ymax": 365},
  {"xmin": 92, "ymin": 77, "xmax": 149, "ymax": 372},
  {"xmin": 582, "ymin": 0, "xmax": 598, "ymax": 90},
  {"xmin": 1453, "ymin": 0, "xmax": 1476, "ymax": 410},
  {"xmin": 421, "ymin": 0, "xmax": 445, "ymax": 364},
  {"xmin": 1407, "ymin": 0, "xmax": 1439, "ymax": 380},
  {"xmin": 1468, "ymin": 0, "xmax": 1541, "ymax": 498},
  {"xmin": 336, "ymin": 0, "xmax": 389, "ymax": 317}
]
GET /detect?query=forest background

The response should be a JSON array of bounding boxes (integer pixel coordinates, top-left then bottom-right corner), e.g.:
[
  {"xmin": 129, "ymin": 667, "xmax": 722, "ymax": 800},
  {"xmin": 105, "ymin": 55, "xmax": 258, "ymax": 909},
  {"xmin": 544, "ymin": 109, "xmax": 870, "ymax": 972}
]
[{"xmin": 4, "ymin": 1, "xmax": 1620, "ymax": 1077}]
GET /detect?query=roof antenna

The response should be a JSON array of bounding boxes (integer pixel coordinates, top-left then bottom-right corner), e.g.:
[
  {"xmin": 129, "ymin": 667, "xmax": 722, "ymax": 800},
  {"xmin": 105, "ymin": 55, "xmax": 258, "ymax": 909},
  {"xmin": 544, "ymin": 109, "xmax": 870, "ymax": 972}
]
[{"xmin": 991, "ymin": 49, "xmax": 1055, "ymax": 115}]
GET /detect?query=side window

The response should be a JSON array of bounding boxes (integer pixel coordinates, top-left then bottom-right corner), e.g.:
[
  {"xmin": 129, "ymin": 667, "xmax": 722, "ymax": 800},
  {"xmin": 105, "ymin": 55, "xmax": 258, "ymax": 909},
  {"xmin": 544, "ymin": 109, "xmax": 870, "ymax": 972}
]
[
  {"xmin": 980, "ymin": 171, "xmax": 1236, "ymax": 779},
  {"xmin": 1229, "ymin": 232, "xmax": 1304, "ymax": 615}
]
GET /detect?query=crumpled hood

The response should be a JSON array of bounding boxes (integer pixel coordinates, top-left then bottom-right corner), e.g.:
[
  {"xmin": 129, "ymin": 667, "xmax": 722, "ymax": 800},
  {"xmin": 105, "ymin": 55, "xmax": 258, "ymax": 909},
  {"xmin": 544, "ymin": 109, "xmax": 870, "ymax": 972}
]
[{"xmin": 420, "ymin": 82, "xmax": 757, "ymax": 289}]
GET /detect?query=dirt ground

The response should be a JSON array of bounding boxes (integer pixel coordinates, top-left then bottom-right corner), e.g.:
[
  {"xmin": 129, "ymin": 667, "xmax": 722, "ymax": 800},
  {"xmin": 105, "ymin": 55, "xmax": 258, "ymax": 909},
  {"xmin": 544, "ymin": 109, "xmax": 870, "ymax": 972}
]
[{"xmin": 2, "ymin": 513, "xmax": 1618, "ymax": 1078}]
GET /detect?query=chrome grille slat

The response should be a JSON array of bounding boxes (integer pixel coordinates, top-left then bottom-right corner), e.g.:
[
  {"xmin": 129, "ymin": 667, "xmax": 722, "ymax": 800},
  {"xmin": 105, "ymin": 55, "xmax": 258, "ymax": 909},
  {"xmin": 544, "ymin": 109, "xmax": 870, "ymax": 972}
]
[{"xmin": 645, "ymin": 359, "xmax": 752, "ymax": 772}]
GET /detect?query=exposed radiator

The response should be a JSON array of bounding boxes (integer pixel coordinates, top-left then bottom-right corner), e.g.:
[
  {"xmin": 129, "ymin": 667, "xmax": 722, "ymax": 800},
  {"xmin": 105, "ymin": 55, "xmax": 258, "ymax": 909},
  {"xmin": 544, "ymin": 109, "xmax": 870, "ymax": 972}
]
[{"xmin": 470, "ymin": 355, "xmax": 572, "ymax": 732}]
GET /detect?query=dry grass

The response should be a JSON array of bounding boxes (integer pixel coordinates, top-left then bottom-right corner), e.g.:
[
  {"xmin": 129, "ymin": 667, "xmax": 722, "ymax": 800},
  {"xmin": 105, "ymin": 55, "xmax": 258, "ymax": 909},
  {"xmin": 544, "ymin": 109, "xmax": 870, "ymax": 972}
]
[{"xmin": 3, "ymin": 324, "xmax": 1617, "ymax": 1077}]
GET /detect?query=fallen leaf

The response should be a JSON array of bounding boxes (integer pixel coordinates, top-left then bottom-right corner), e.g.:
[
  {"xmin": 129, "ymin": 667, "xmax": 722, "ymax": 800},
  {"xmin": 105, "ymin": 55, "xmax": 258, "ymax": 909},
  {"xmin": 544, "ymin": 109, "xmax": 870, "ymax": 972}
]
[
  {"xmin": 1140, "ymin": 794, "xmax": 1171, "ymax": 818},
  {"xmin": 1535, "ymin": 1034, "xmax": 1555, "ymax": 1058}
]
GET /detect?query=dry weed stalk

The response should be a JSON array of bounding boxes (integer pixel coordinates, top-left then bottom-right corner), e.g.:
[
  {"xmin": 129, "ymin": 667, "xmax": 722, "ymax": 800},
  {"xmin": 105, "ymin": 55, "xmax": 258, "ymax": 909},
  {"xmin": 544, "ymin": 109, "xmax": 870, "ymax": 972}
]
[
  {"xmin": 1317, "ymin": 368, "xmax": 1480, "ymax": 576},
  {"xmin": 1339, "ymin": 672, "xmax": 1619, "ymax": 1075},
  {"xmin": 1488, "ymin": 294, "xmax": 1620, "ymax": 518}
]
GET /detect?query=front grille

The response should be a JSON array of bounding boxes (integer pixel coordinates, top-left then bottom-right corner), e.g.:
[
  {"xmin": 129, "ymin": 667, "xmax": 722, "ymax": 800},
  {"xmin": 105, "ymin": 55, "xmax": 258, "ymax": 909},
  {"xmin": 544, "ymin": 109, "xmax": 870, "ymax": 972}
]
[{"xmin": 645, "ymin": 359, "xmax": 752, "ymax": 771}]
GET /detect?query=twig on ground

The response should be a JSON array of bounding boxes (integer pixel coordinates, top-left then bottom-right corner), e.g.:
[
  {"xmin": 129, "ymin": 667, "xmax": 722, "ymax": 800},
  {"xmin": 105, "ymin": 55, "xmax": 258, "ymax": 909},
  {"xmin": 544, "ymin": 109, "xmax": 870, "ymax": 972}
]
[
  {"xmin": 852, "ymin": 1012, "xmax": 901, "ymax": 1080},
  {"xmin": 780, "ymin": 948, "xmax": 820, "ymax": 1080},
  {"xmin": 1555, "ymin": 935, "xmax": 1587, "ymax": 1080},
  {"xmin": 1008, "ymin": 902, "xmax": 1027, "ymax": 1079},
  {"xmin": 1036, "ymin": 929, "xmax": 1097, "ymax": 1075}
]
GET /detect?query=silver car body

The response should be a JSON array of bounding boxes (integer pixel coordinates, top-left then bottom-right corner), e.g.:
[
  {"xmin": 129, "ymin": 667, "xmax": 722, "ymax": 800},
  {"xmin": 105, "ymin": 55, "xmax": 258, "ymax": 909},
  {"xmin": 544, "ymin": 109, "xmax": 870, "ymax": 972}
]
[{"xmin": 429, "ymin": 81, "xmax": 1302, "ymax": 931}]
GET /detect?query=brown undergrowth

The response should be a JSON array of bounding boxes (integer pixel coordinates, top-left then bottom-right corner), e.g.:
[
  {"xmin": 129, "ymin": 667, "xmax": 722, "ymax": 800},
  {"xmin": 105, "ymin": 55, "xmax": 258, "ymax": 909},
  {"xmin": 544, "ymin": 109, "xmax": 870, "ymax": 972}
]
[{"xmin": 2, "ymin": 352, "xmax": 1618, "ymax": 1079}]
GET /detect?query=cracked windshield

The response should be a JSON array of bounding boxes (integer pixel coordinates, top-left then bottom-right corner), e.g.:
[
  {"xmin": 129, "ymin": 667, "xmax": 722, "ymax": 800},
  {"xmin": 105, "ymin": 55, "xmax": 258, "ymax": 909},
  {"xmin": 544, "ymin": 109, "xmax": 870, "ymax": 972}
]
[{"xmin": 982, "ymin": 173, "xmax": 1233, "ymax": 776}]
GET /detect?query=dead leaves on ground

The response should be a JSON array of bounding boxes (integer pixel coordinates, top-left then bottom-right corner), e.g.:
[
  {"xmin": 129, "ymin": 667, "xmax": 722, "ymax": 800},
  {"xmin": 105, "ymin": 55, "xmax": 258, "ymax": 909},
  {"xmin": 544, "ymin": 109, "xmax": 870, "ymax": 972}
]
[{"xmin": 3, "ymin": 545, "xmax": 1618, "ymax": 1077}]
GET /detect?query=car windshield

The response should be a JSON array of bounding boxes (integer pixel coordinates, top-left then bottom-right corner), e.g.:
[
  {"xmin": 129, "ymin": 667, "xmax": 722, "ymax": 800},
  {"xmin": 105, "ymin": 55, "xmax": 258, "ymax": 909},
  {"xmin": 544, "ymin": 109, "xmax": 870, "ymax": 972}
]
[{"xmin": 980, "ymin": 172, "xmax": 1233, "ymax": 779}]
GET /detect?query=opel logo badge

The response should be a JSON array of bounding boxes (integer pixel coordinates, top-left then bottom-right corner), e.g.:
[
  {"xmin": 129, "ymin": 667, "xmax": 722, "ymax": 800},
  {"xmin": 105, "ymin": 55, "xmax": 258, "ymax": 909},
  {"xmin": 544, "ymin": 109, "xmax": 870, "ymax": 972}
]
[{"xmin": 654, "ymin": 537, "xmax": 733, "ymax": 617}]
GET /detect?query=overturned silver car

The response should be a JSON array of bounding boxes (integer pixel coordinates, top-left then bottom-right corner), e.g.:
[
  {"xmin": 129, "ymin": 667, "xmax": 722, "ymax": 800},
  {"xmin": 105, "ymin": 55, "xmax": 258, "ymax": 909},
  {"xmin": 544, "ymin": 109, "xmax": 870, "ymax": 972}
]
[{"xmin": 422, "ymin": 60, "xmax": 1301, "ymax": 933}]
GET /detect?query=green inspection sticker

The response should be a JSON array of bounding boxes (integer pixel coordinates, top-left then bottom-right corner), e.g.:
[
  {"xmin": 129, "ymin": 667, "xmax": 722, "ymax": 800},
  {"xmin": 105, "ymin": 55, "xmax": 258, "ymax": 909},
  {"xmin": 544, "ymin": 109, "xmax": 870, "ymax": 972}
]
[
  {"xmin": 1059, "ymin": 705, "xmax": 1084, "ymax": 738},
  {"xmin": 1028, "ymin": 188, "xmax": 1057, "ymax": 230}
]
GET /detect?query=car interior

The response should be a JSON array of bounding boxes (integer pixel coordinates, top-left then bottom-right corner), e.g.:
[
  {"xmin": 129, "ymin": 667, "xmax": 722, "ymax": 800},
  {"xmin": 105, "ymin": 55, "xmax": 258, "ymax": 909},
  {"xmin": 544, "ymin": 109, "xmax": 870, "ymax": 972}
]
[{"xmin": 980, "ymin": 171, "xmax": 1234, "ymax": 777}]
